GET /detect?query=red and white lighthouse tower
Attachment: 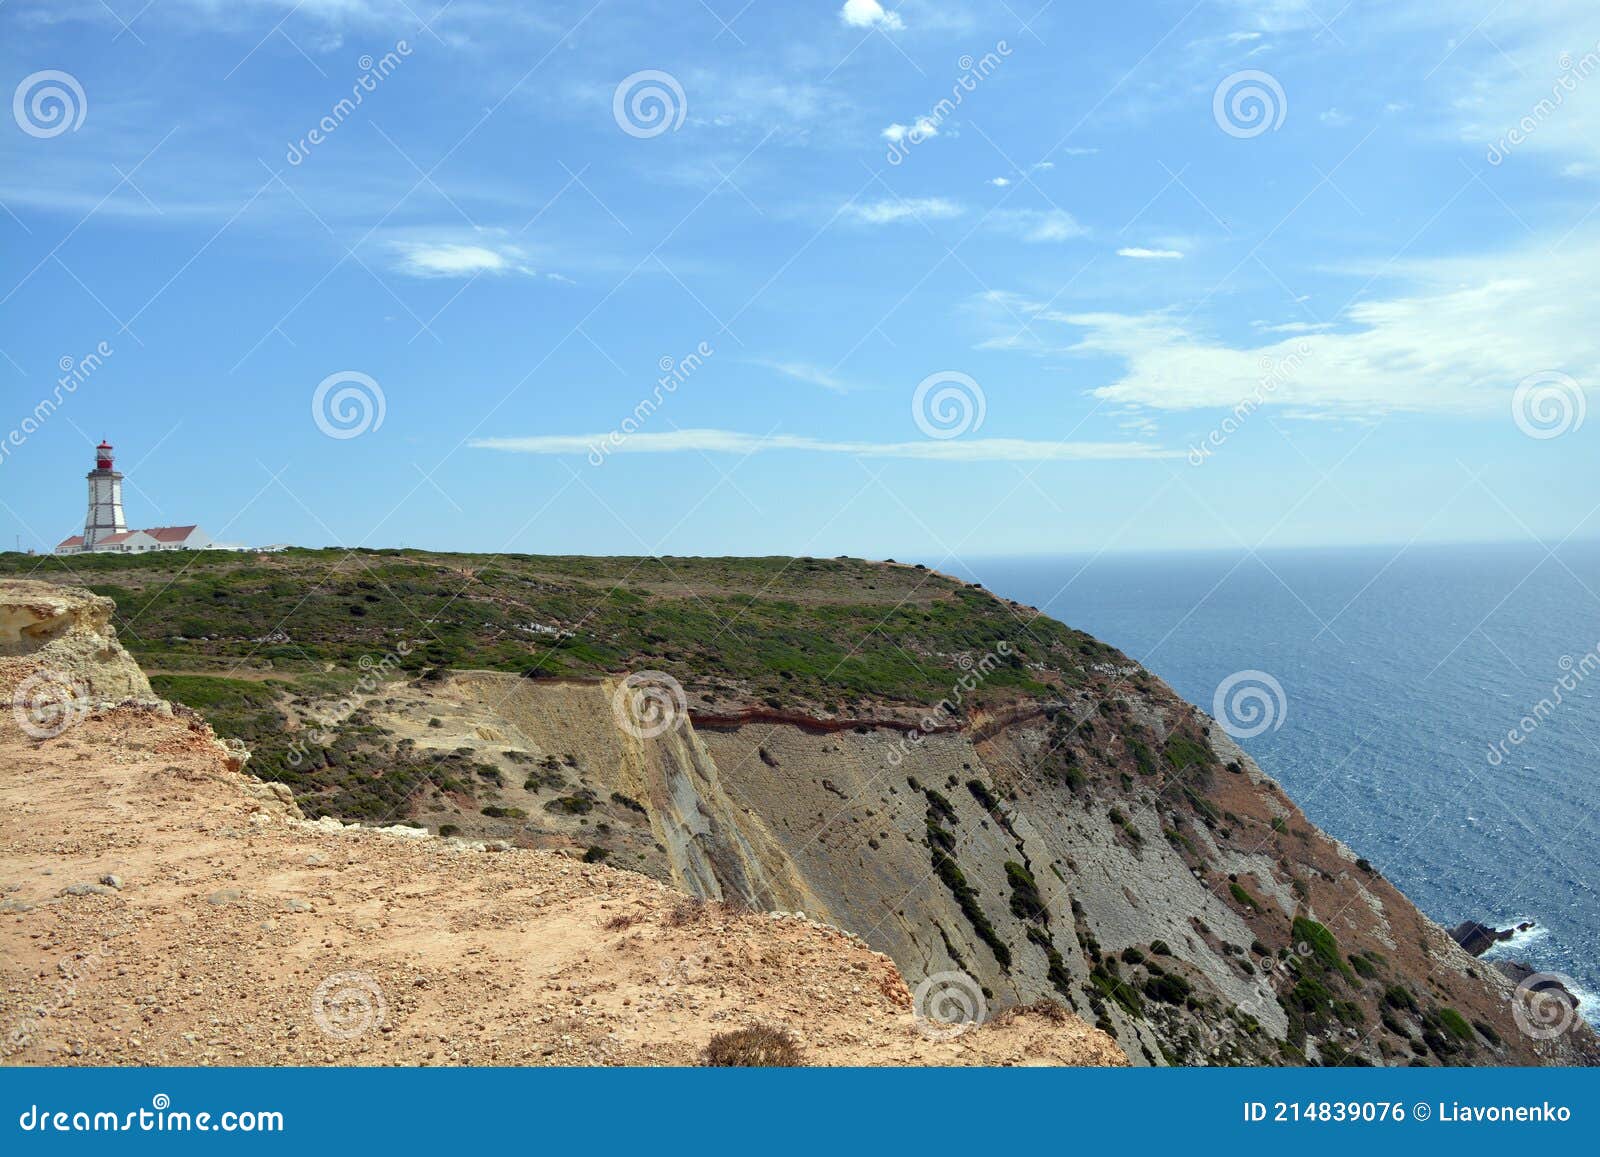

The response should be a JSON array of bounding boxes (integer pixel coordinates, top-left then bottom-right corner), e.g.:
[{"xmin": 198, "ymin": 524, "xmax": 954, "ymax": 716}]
[{"xmin": 83, "ymin": 440, "xmax": 127, "ymax": 549}]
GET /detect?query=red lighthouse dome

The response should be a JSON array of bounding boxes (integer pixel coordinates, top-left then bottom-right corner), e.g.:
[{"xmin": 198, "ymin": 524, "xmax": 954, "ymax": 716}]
[{"xmin": 96, "ymin": 441, "xmax": 113, "ymax": 470}]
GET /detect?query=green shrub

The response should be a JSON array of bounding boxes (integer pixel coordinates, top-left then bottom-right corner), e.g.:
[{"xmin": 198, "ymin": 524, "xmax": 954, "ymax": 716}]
[{"xmin": 1229, "ymin": 882, "xmax": 1261, "ymax": 911}]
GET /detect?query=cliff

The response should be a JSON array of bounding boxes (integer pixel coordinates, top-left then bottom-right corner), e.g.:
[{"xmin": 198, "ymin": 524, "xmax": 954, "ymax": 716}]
[
  {"xmin": 0, "ymin": 579, "xmax": 1121, "ymax": 1067},
  {"xmin": 2, "ymin": 550, "xmax": 1594, "ymax": 1067}
]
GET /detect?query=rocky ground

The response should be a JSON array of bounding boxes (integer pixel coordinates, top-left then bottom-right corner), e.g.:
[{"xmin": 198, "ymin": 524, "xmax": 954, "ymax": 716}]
[{"xmin": 0, "ymin": 695, "xmax": 1122, "ymax": 1066}]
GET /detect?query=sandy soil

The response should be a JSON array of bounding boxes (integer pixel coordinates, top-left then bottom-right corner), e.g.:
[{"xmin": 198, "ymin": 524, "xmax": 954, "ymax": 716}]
[{"xmin": 0, "ymin": 704, "xmax": 1123, "ymax": 1068}]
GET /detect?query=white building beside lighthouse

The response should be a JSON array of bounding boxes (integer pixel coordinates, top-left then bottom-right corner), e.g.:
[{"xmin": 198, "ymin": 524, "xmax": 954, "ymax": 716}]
[{"xmin": 54, "ymin": 440, "xmax": 220, "ymax": 554}]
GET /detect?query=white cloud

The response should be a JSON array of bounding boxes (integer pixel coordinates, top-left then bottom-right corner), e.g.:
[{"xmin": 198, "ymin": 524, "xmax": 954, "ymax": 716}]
[
  {"xmin": 1117, "ymin": 247, "xmax": 1184, "ymax": 259},
  {"xmin": 882, "ymin": 117, "xmax": 939, "ymax": 143},
  {"xmin": 840, "ymin": 0, "xmax": 904, "ymax": 31},
  {"xmin": 1068, "ymin": 237, "xmax": 1600, "ymax": 414},
  {"xmin": 1320, "ymin": 107, "xmax": 1351, "ymax": 126},
  {"xmin": 988, "ymin": 176, "xmax": 1012, "ymax": 187},
  {"xmin": 1252, "ymin": 319, "xmax": 1332, "ymax": 334},
  {"xmin": 992, "ymin": 208, "xmax": 1088, "ymax": 242},
  {"xmin": 473, "ymin": 429, "xmax": 1176, "ymax": 462},
  {"xmin": 841, "ymin": 197, "xmax": 963, "ymax": 225},
  {"xmin": 389, "ymin": 240, "xmax": 530, "ymax": 278}
]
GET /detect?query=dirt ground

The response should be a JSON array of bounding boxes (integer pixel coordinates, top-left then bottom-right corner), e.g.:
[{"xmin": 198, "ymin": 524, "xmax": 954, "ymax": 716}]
[{"xmin": 0, "ymin": 703, "xmax": 1123, "ymax": 1068}]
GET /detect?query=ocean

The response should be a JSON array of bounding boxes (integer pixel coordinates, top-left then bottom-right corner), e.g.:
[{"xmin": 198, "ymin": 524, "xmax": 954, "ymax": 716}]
[{"xmin": 959, "ymin": 541, "xmax": 1600, "ymax": 1001}]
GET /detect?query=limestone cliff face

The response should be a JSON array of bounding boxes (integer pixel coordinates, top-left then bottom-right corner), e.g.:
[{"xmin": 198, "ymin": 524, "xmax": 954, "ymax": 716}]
[
  {"xmin": 376, "ymin": 669, "xmax": 1600, "ymax": 1068},
  {"xmin": 16, "ymin": 574, "xmax": 1592, "ymax": 1068},
  {"xmin": 0, "ymin": 579, "xmax": 152, "ymax": 702},
  {"xmin": 0, "ymin": 581, "xmax": 1125, "ymax": 1069}
]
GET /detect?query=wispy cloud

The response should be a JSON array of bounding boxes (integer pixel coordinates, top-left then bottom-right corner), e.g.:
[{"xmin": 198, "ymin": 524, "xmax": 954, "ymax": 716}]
[
  {"xmin": 839, "ymin": 0, "xmax": 904, "ymax": 32},
  {"xmin": 472, "ymin": 429, "xmax": 1177, "ymax": 462},
  {"xmin": 388, "ymin": 240, "xmax": 531, "ymax": 278},
  {"xmin": 841, "ymin": 197, "xmax": 963, "ymax": 225},
  {"xmin": 1075, "ymin": 236, "xmax": 1600, "ymax": 413},
  {"xmin": 757, "ymin": 361, "xmax": 854, "ymax": 393},
  {"xmin": 1117, "ymin": 246, "xmax": 1184, "ymax": 259},
  {"xmin": 992, "ymin": 208, "xmax": 1088, "ymax": 242}
]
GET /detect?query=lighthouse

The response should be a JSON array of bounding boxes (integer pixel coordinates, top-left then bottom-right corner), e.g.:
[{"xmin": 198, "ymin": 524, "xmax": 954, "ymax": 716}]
[
  {"xmin": 82, "ymin": 440, "xmax": 127, "ymax": 549},
  {"xmin": 54, "ymin": 439, "xmax": 233, "ymax": 555}
]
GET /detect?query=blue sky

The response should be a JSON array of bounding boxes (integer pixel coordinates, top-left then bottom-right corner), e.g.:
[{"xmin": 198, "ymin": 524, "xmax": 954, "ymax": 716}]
[{"xmin": 3, "ymin": 0, "xmax": 1599, "ymax": 559}]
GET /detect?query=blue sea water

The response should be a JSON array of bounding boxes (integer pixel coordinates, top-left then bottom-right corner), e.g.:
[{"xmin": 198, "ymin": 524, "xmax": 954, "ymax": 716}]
[{"xmin": 956, "ymin": 542, "xmax": 1600, "ymax": 999}]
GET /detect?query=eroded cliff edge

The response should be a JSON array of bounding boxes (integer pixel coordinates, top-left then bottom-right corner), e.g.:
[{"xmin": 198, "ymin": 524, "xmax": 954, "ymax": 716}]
[
  {"xmin": 5, "ymin": 552, "xmax": 1595, "ymax": 1067},
  {"xmin": 0, "ymin": 580, "xmax": 1122, "ymax": 1067}
]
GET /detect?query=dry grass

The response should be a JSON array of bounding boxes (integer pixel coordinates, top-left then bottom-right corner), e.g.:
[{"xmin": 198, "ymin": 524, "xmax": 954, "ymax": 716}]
[
  {"xmin": 994, "ymin": 997, "xmax": 1073, "ymax": 1026},
  {"xmin": 702, "ymin": 1025, "xmax": 805, "ymax": 1067}
]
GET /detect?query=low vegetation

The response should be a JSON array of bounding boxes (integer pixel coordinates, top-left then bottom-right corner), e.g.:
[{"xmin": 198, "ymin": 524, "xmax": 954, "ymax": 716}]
[{"xmin": 702, "ymin": 1026, "xmax": 804, "ymax": 1067}]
